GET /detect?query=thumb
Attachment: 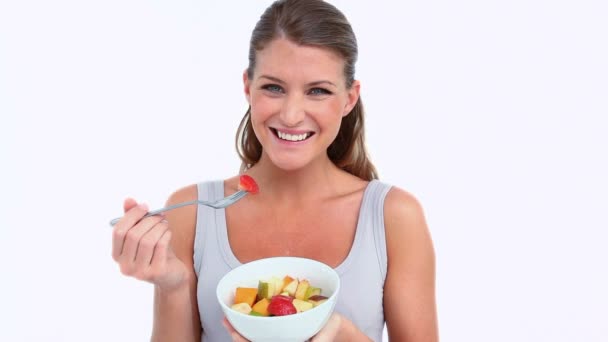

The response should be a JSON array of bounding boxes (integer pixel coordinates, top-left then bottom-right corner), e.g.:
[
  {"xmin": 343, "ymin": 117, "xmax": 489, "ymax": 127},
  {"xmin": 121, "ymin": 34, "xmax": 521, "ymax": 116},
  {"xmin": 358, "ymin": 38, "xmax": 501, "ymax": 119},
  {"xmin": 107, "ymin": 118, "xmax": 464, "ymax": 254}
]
[
  {"xmin": 310, "ymin": 313, "xmax": 342, "ymax": 341},
  {"xmin": 123, "ymin": 197, "xmax": 138, "ymax": 213},
  {"xmin": 222, "ymin": 317, "xmax": 249, "ymax": 341}
]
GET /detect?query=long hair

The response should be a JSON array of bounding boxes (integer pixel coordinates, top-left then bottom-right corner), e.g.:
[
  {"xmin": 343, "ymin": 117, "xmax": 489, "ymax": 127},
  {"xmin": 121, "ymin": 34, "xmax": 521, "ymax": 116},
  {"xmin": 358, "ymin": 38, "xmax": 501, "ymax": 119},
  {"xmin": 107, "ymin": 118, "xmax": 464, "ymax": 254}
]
[{"xmin": 236, "ymin": 0, "xmax": 378, "ymax": 180}]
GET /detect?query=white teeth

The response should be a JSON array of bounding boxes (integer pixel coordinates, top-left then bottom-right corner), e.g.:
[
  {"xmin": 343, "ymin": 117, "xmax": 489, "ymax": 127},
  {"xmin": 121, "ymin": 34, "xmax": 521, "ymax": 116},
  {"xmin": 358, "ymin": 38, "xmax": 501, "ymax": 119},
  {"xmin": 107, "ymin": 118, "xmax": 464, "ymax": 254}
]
[{"xmin": 277, "ymin": 130, "xmax": 309, "ymax": 142}]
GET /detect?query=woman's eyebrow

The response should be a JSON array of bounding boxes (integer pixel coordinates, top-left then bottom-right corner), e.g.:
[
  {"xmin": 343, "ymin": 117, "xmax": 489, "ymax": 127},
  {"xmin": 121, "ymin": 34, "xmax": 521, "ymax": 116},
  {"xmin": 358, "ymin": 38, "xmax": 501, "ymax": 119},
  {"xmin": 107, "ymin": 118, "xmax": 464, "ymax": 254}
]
[
  {"xmin": 259, "ymin": 75, "xmax": 285, "ymax": 84},
  {"xmin": 259, "ymin": 75, "xmax": 337, "ymax": 88},
  {"xmin": 307, "ymin": 80, "xmax": 337, "ymax": 88}
]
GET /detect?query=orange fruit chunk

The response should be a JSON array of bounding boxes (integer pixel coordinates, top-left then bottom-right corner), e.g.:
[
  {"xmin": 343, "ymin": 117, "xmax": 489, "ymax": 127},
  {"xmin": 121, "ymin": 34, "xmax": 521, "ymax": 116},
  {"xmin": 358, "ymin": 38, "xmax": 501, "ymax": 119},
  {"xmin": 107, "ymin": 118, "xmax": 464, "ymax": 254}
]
[
  {"xmin": 234, "ymin": 287, "xmax": 258, "ymax": 307},
  {"xmin": 251, "ymin": 298, "xmax": 271, "ymax": 316}
]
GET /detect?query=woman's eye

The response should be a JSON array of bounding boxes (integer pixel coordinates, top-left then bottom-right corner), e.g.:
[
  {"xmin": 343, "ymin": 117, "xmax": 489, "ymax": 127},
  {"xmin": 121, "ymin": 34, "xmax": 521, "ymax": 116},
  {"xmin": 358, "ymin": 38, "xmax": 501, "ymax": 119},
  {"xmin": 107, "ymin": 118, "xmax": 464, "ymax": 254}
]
[
  {"xmin": 309, "ymin": 88, "xmax": 332, "ymax": 96},
  {"xmin": 262, "ymin": 84, "xmax": 284, "ymax": 93}
]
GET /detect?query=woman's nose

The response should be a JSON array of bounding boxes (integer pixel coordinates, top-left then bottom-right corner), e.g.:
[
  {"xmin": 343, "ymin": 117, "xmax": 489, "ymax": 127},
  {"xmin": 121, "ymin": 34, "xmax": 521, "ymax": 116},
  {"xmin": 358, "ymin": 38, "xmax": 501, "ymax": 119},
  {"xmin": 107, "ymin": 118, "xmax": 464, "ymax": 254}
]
[{"xmin": 279, "ymin": 95, "xmax": 306, "ymax": 127}]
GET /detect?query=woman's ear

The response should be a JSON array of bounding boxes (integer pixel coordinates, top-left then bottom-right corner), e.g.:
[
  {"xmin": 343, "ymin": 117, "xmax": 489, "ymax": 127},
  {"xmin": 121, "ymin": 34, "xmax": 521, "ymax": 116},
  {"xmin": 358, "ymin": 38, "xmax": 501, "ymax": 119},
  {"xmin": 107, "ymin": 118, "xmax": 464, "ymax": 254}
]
[
  {"xmin": 343, "ymin": 80, "xmax": 361, "ymax": 116},
  {"xmin": 243, "ymin": 70, "xmax": 251, "ymax": 104}
]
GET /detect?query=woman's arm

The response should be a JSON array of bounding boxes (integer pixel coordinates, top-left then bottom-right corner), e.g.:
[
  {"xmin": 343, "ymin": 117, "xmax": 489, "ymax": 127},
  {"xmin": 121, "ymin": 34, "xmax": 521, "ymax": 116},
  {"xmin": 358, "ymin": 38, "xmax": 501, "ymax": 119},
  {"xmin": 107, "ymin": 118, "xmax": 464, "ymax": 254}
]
[
  {"xmin": 316, "ymin": 187, "xmax": 439, "ymax": 342},
  {"xmin": 383, "ymin": 187, "xmax": 439, "ymax": 342},
  {"xmin": 152, "ymin": 276, "xmax": 199, "ymax": 341},
  {"xmin": 151, "ymin": 185, "xmax": 202, "ymax": 342}
]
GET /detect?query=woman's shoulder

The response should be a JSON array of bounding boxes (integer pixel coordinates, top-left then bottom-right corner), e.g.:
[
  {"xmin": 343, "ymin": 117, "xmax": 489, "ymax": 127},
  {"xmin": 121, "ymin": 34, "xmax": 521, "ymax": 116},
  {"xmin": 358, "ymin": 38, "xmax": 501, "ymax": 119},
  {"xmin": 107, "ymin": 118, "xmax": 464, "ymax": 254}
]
[
  {"xmin": 166, "ymin": 183, "xmax": 198, "ymax": 205},
  {"xmin": 382, "ymin": 184, "xmax": 430, "ymax": 242},
  {"xmin": 163, "ymin": 184, "xmax": 199, "ymax": 260},
  {"xmin": 383, "ymin": 184, "xmax": 424, "ymax": 218},
  {"xmin": 382, "ymin": 183, "xmax": 434, "ymax": 268},
  {"xmin": 223, "ymin": 175, "xmax": 241, "ymax": 193}
]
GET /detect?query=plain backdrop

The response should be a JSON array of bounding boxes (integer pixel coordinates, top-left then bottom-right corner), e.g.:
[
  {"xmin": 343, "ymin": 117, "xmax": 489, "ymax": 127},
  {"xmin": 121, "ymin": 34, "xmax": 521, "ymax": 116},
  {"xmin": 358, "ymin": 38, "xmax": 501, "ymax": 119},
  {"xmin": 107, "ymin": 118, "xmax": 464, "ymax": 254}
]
[{"xmin": 1, "ymin": 0, "xmax": 607, "ymax": 341}]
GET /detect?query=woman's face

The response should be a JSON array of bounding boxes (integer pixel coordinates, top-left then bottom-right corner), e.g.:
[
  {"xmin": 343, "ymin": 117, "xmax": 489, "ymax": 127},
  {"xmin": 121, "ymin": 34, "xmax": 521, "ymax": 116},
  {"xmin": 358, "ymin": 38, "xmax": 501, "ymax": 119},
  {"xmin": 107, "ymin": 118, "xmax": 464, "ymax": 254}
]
[{"xmin": 244, "ymin": 38, "xmax": 360, "ymax": 171}]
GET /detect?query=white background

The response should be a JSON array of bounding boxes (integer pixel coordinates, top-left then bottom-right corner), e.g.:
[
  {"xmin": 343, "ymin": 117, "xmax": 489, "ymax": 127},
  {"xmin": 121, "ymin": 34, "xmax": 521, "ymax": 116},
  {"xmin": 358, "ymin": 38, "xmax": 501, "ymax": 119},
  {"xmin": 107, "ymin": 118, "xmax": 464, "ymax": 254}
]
[{"xmin": 1, "ymin": 0, "xmax": 607, "ymax": 341}]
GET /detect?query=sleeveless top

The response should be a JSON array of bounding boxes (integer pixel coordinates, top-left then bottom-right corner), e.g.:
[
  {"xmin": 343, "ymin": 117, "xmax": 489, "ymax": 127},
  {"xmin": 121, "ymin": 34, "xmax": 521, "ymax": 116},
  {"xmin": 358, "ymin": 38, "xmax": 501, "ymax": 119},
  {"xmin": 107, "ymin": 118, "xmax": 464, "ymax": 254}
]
[{"xmin": 193, "ymin": 179, "xmax": 392, "ymax": 342}]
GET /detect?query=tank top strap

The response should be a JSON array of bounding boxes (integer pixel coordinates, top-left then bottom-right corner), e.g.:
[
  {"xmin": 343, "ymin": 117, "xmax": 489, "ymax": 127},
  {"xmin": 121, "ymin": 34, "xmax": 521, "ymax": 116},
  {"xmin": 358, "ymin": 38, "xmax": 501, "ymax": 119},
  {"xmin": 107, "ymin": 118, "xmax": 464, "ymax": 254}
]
[
  {"xmin": 334, "ymin": 179, "xmax": 393, "ymax": 282},
  {"xmin": 193, "ymin": 180, "xmax": 226, "ymax": 277},
  {"xmin": 366, "ymin": 180, "xmax": 393, "ymax": 282}
]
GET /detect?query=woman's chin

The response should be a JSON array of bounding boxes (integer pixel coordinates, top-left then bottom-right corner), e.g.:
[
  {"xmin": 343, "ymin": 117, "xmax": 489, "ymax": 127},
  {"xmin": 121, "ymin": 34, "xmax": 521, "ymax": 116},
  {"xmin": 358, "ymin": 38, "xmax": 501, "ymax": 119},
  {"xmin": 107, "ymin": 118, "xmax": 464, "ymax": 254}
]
[{"xmin": 267, "ymin": 155, "xmax": 312, "ymax": 172}]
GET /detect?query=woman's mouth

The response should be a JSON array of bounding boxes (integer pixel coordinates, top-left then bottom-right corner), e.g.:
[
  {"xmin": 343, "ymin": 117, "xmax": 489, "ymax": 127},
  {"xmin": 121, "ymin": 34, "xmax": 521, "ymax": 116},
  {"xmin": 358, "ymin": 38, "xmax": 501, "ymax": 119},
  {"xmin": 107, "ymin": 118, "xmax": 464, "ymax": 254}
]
[{"xmin": 270, "ymin": 128, "xmax": 315, "ymax": 142}]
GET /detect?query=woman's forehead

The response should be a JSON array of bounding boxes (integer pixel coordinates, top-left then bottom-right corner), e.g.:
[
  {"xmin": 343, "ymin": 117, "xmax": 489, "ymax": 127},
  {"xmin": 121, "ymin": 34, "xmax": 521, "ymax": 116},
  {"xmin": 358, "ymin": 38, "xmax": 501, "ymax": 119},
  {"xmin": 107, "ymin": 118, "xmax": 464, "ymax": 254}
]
[{"xmin": 253, "ymin": 39, "xmax": 346, "ymax": 84}]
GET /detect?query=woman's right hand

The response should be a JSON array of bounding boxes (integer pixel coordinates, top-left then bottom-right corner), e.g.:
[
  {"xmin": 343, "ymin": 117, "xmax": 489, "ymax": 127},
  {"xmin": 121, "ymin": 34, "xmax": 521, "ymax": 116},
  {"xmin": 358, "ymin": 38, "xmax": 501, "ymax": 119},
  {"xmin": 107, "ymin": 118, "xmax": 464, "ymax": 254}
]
[{"xmin": 112, "ymin": 198, "xmax": 188, "ymax": 292}]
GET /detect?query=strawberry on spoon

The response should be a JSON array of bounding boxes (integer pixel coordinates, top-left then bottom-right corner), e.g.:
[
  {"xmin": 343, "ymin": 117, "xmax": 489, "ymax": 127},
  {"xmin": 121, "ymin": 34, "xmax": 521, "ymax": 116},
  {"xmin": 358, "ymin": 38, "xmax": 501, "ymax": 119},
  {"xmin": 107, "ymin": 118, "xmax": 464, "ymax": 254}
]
[
  {"xmin": 238, "ymin": 175, "xmax": 259, "ymax": 195},
  {"xmin": 109, "ymin": 175, "xmax": 259, "ymax": 226}
]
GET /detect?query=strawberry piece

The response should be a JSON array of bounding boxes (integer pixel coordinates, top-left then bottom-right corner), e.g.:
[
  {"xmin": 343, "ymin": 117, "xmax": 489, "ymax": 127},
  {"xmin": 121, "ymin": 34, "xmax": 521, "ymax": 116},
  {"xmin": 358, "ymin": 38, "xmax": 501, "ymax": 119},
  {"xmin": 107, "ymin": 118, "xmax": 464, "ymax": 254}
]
[
  {"xmin": 267, "ymin": 296, "xmax": 297, "ymax": 316},
  {"xmin": 238, "ymin": 175, "xmax": 259, "ymax": 194}
]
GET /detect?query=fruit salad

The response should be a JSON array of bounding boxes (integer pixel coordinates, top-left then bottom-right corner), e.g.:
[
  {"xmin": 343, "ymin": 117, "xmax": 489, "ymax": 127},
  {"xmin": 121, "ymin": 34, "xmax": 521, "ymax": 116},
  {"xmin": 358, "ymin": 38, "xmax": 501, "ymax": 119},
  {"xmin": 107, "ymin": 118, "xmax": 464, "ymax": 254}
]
[{"xmin": 230, "ymin": 275, "xmax": 329, "ymax": 316}]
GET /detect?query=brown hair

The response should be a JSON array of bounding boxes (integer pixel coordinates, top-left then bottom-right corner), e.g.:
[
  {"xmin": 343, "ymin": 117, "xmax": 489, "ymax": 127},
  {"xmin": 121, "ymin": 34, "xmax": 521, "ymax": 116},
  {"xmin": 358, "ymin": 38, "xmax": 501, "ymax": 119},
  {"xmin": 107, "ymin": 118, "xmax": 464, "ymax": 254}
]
[{"xmin": 236, "ymin": 0, "xmax": 378, "ymax": 180}]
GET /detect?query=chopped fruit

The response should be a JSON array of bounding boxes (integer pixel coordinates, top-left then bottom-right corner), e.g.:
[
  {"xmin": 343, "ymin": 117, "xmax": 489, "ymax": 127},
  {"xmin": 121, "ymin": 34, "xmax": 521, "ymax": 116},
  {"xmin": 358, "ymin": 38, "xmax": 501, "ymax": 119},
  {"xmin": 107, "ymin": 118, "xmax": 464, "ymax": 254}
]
[
  {"xmin": 304, "ymin": 286, "xmax": 321, "ymax": 300},
  {"xmin": 230, "ymin": 275, "xmax": 327, "ymax": 317},
  {"xmin": 268, "ymin": 296, "xmax": 297, "ymax": 316},
  {"xmin": 292, "ymin": 299, "xmax": 314, "ymax": 313},
  {"xmin": 271, "ymin": 295, "xmax": 293, "ymax": 302},
  {"xmin": 269, "ymin": 276, "xmax": 283, "ymax": 295},
  {"xmin": 281, "ymin": 276, "xmax": 295, "ymax": 292},
  {"xmin": 234, "ymin": 287, "xmax": 258, "ymax": 307},
  {"xmin": 295, "ymin": 279, "xmax": 310, "ymax": 300},
  {"xmin": 251, "ymin": 298, "xmax": 271, "ymax": 316},
  {"xmin": 238, "ymin": 175, "xmax": 259, "ymax": 194},
  {"xmin": 231, "ymin": 302, "xmax": 252, "ymax": 314},
  {"xmin": 283, "ymin": 278, "xmax": 299, "ymax": 296},
  {"xmin": 307, "ymin": 295, "xmax": 329, "ymax": 307},
  {"xmin": 257, "ymin": 281, "xmax": 276, "ymax": 300}
]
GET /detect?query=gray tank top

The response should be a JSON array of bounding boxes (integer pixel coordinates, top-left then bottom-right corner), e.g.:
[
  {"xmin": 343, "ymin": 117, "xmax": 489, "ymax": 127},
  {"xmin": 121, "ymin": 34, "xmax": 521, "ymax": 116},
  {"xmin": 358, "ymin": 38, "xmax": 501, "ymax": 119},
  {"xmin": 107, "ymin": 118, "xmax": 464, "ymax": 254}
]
[{"xmin": 193, "ymin": 179, "xmax": 392, "ymax": 342}]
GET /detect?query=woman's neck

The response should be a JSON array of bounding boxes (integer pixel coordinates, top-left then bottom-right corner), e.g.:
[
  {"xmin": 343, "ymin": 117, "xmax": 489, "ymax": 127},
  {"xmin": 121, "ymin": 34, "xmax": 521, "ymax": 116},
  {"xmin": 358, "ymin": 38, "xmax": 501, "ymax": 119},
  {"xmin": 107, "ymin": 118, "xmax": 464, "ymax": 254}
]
[{"xmin": 245, "ymin": 154, "xmax": 348, "ymax": 205}]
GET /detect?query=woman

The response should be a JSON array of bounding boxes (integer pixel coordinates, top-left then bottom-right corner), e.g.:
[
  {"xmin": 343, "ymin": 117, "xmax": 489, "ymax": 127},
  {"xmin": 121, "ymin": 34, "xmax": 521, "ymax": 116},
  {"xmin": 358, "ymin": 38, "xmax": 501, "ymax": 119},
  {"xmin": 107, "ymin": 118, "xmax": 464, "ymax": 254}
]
[{"xmin": 112, "ymin": 0, "xmax": 438, "ymax": 341}]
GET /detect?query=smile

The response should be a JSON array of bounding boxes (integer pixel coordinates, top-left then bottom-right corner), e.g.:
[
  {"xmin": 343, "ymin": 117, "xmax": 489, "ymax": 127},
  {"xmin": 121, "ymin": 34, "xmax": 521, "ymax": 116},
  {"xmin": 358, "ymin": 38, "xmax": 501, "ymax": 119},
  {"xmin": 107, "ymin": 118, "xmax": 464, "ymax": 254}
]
[{"xmin": 271, "ymin": 128, "xmax": 315, "ymax": 142}]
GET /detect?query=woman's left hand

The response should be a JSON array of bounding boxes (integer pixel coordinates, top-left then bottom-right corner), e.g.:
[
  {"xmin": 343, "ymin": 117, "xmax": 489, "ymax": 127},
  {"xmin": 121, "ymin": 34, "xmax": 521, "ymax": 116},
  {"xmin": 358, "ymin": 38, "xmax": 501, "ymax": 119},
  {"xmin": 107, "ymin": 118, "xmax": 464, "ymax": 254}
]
[
  {"xmin": 222, "ymin": 317, "xmax": 249, "ymax": 342},
  {"xmin": 308, "ymin": 313, "xmax": 342, "ymax": 341},
  {"xmin": 222, "ymin": 313, "xmax": 350, "ymax": 342}
]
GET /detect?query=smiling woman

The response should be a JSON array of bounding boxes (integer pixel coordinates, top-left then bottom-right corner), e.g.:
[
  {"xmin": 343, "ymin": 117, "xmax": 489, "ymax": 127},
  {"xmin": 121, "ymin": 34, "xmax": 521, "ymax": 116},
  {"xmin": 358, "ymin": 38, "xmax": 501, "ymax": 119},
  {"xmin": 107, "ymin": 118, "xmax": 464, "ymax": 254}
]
[
  {"xmin": 3, "ymin": 0, "xmax": 607, "ymax": 340},
  {"xmin": 242, "ymin": 38, "xmax": 361, "ymax": 173},
  {"xmin": 109, "ymin": 0, "xmax": 438, "ymax": 341}
]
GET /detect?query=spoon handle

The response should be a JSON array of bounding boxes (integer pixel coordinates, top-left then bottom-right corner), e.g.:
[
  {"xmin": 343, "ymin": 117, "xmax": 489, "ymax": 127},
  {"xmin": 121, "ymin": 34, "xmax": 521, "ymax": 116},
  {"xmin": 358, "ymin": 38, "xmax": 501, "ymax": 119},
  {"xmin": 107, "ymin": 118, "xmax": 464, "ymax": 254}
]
[{"xmin": 108, "ymin": 200, "xmax": 199, "ymax": 226}]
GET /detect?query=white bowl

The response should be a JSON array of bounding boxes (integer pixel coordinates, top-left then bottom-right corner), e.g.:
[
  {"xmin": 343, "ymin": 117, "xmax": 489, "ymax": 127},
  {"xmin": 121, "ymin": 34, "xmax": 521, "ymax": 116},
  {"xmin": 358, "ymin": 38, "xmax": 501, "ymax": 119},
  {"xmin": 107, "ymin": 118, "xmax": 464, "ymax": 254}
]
[{"xmin": 216, "ymin": 257, "xmax": 340, "ymax": 342}]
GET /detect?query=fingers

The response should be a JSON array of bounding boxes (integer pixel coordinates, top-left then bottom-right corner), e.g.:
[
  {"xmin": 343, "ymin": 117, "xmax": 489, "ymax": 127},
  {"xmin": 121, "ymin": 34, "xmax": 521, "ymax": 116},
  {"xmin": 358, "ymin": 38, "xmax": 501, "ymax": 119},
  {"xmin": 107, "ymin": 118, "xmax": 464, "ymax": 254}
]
[
  {"xmin": 134, "ymin": 219, "xmax": 170, "ymax": 270},
  {"xmin": 310, "ymin": 313, "xmax": 342, "ymax": 342},
  {"xmin": 112, "ymin": 199, "xmax": 171, "ymax": 281},
  {"xmin": 149, "ymin": 229, "xmax": 171, "ymax": 269},
  {"xmin": 112, "ymin": 198, "xmax": 185, "ymax": 287},
  {"xmin": 111, "ymin": 202, "xmax": 150, "ymax": 260},
  {"xmin": 222, "ymin": 317, "xmax": 249, "ymax": 342},
  {"xmin": 115, "ymin": 215, "xmax": 167, "ymax": 279},
  {"xmin": 123, "ymin": 197, "xmax": 138, "ymax": 213},
  {"xmin": 118, "ymin": 214, "xmax": 164, "ymax": 265}
]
